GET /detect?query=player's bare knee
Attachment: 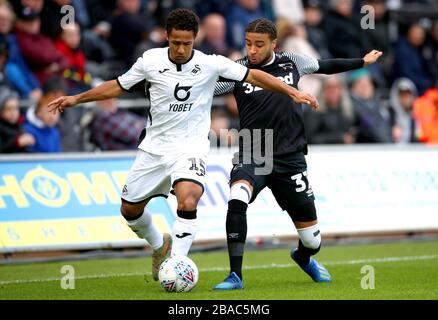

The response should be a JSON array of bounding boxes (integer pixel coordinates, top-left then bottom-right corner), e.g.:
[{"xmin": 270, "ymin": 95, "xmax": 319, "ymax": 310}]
[
  {"xmin": 120, "ymin": 200, "xmax": 146, "ymax": 219},
  {"xmin": 177, "ymin": 197, "xmax": 199, "ymax": 211},
  {"xmin": 174, "ymin": 181, "xmax": 203, "ymax": 210},
  {"xmin": 120, "ymin": 203, "xmax": 129, "ymax": 217}
]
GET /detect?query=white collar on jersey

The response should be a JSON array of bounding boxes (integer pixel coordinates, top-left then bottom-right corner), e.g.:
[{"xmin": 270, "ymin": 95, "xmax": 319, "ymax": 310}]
[
  {"xmin": 261, "ymin": 52, "xmax": 276, "ymax": 67},
  {"xmin": 168, "ymin": 49, "xmax": 195, "ymax": 71}
]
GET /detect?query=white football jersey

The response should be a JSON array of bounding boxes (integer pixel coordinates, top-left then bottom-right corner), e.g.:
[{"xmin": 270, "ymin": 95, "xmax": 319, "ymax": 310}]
[{"xmin": 117, "ymin": 48, "xmax": 249, "ymax": 155}]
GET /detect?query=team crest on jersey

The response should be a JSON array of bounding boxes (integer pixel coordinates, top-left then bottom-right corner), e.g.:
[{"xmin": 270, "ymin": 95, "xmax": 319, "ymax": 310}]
[
  {"xmin": 279, "ymin": 62, "xmax": 293, "ymax": 70},
  {"xmin": 191, "ymin": 64, "xmax": 201, "ymax": 76}
]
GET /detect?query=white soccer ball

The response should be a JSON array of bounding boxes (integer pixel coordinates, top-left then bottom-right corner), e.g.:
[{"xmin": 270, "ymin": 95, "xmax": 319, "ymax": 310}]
[{"xmin": 158, "ymin": 255, "xmax": 199, "ymax": 293}]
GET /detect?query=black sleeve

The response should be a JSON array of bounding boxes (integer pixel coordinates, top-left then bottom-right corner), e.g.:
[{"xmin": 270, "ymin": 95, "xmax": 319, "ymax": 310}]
[{"xmin": 316, "ymin": 58, "xmax": 364, "ymax": 75}]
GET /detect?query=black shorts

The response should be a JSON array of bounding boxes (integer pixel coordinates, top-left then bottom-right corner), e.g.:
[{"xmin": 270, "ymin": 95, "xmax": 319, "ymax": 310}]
[{"xmin": 229, "ymin": 152, "xmax": 315, "ymax": 212}]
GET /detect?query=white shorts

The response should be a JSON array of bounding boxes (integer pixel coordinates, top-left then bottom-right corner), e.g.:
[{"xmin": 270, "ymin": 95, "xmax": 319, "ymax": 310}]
[{"xmin": 121, "ymin": 150, "xmax": 207, "ymax": 203}]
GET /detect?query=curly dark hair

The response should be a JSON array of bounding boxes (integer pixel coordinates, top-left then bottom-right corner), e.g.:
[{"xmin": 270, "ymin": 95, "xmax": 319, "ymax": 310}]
[
  {"xmin": 245, "ymin": 18, "xmax": 277, "ymax": 40},
  {"xmin": 166, "ymin": 8, "xmax": 200, "ymax": 36}
]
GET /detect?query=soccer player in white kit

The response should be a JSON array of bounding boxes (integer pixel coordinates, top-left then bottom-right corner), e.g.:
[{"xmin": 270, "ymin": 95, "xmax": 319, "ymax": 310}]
[{"xmin": 48, "ymin": 8, "xmax": 319, "ymax": 281}]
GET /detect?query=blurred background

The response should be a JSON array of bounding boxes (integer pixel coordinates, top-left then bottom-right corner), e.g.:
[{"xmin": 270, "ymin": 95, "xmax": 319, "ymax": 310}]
[
  {"xmin": 0, "ymin": 0, "xmax": 437, "ymax": 151},
  {"xmin": 0, "ymin": 0, "xmax": 437, "ymax": 261}
]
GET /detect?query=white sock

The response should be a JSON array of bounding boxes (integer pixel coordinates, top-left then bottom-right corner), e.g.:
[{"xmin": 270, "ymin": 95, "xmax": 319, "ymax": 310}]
[
  {"xmin": 171, "ymin": 217, "xmax": 197, "ymax": 256},
  {"xmin": 297, "ymin": 224, "xmax": 321, "ymax": 250},
  {"xmin": 126, "ymin": 209, "xmax": 163, "ymax": 250}
]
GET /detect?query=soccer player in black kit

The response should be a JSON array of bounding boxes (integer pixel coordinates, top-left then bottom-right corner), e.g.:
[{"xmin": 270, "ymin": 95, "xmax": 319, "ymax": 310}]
[{"xmin": 213, "ymin": 18, "xmax": 382, "ymax": 290}]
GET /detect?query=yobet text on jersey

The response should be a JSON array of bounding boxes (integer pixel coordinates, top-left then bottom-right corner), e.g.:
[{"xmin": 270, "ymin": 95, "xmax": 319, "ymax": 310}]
[{"xmin": 169, "ymin": 103, "xmax": 194, "ymax": 112}]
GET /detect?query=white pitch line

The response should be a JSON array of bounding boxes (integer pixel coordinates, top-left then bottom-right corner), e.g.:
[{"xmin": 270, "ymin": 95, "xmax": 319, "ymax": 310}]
[{"xmin": 1, "ymin": 254, "xmax": 438, "ymax": 286}]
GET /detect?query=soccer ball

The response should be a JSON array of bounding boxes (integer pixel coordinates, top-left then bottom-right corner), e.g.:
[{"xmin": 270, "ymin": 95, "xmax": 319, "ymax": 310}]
[{"xmin": 158, "ymin": 255, "xmax": 199, "ymax": 292}]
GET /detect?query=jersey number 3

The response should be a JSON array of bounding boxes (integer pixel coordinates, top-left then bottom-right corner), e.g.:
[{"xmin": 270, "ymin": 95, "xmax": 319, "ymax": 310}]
[{"xmin": 291, "ymin": 171, "xmax": 309, "ymax": 192}]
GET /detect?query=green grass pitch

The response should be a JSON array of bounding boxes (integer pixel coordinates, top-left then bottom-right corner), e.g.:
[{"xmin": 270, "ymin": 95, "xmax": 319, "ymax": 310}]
[{"xmin": 1, "ymin": 240, "xmax": 438, "ymax": 300}]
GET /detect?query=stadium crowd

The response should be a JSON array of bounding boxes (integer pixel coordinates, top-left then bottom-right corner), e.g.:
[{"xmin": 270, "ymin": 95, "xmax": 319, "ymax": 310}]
[{"xmin": 0, "ymin": 0, "xmax": 437, "ymax": 154}]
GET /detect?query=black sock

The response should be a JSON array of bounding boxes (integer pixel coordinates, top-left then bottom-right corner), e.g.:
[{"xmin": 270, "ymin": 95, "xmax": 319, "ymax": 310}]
[
  {"xmin": 176, "ymin": 209, "xmax": 197, "ymax": 219},
  {"xmin": 294, "ymin": 240, "xmax": 321, "ymax": 266},
  {"xmin": 226, "ymin": 199, "xmax": 248, "ymax": 280},
  {"xmin": 229, "ymin": 256, "xmax": 243, "ymax": 280},
  {"xmin": 124, "ymin": 211, "xmax": 143, "ymax": 221}
]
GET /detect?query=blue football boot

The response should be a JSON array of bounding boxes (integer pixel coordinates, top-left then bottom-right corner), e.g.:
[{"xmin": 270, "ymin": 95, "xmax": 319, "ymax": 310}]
[
  {"xmin": 291, "ymin": 249, "xmax": 331, "ymax": 283},
  {"xmin": 213, "ymin": 272, "xmax": 244, "ymax": 290}
]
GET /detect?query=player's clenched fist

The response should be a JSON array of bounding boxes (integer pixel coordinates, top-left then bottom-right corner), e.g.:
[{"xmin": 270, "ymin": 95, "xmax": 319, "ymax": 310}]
[{"xmin": 363, "ymin": 50, "xmax": 383, "ymax": 67}]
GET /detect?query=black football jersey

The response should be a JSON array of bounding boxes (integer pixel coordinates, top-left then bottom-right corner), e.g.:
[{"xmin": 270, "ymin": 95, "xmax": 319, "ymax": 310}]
[{"xmin": 215, "ymin": 52, "xmax": 319, "ymax": 168}]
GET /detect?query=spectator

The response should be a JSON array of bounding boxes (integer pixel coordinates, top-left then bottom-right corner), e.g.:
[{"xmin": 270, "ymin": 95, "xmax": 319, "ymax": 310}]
[
  {"xmin": 209, "ymin": 107, "xmax": 238, "ymax": 147},
  {"xmin": 196, "ymin": 13, "xmax": 228, "ymax": 56},
  {"xmin": 413, "ymin": 81, "xmax": 438, "ymax": 144},
  {"xmin": 81, "ymin": 0, "xmax": 116, "ymax": 66},
  {"xmin": 89, "ymin": 98, "xmax": 145, "ymax": 151},
  {"xmin": 39, "ymin": 76, "xmax": 87, "ymax": 152},
  {"xmin": 272, "ymin": 0, "xmax": 305, "ymax": 25},
  {"xmin": 304, "ymin": 75, "xmax": 356, "ymax": 144},
  {"xmin": 323, "ymin": 0, "xmax": 363, "ymax": 58},
  {"xmin": 422, "ymin": 20, "xmax": 438, "ymax": 84},
  {"xmin": 0, "ymin": 0, "xmax": 41, "ymax": 101},
  {"xmin": 349, "ymin": 68, "xmax": 394, "ymax": 143},
  {"xmin": 278, "ymin": 19, "xmax": 324, "ymax": 97},
  {"xmin": 148, "ymin": 0, "xmax": 197, "ymax": 26},
  {"xmin": 194, "ymin": 0, "xmax": 234, "ymax": 19},
  {"xmin": 259, "ymin": 0, "xmax": 275, "ymax": 22},
  {"xmin": 71, "ymin": 0, "xmax": 91, "ymax": 28},
  {"xmin": 86, "ymin": 0, "xmax": 117, "ymax": 28},
  {"xmin": 0, "ymin": 88, "xmax": 35, "ymax": 153},
  {"xmin": 302, "ymin": 0, "xmax": 331, "ymax": 59},
  {"xmin": 360, "ymin": 0, "xmax": 391, "ymax": 57},
  {"xmin": 40, "ymin": 0, "xmax": 90, "ymax": 39},
  {"xmin": 389, "ymin": 78, "xmax": 418, "ymax": 143},
  {"xmin": 226, "ymin": 0, "xmax": 264, "ymax": 51},
  {"xmin": 393, "ymin": 23, "xmax": 433, "ymax": 95},
  {"xmin": 39, "ymin": 0, "xmax": 66, "ymax": 39},
  {"xmin": 13, "ymin": 3, "xmax": 67, "ymax": 86},
  {"xmin": 55, "ymin": 22, "xmax": 92, "ymax": 95},
  {"xmin": 23, "ymin": 80, "xmax": 62, "ymax": 153},
  {"xmin": 132, "ymin": 24, "xmax": 167, "ymax": 62},
  {"xmin": 0, "ymin": 36, "xmax": 14, "ymax": 91},
  {"xmin": 359, "ymin": 0, "xmax": 391, "ymax": 88},
  {"xmin": 110, "ymin": 0, "xmax": 155, "ymax": 65},
  {"xmin": 18, "ymin": 0, "xmax": 44, "ymax": 13}
]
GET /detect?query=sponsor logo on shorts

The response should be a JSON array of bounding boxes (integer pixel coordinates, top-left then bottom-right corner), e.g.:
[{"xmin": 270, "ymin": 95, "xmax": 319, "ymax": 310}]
[
  {"xmin": 279, "ymin": 62, "xmax": 293, "ymax": 70},
  {"xmin": 306, "ymin": 187, "xmax": 314, "ymax": 197},
  {"xmin": 175, "ymin": 232, "xmax": 192, "ymax": 239}
]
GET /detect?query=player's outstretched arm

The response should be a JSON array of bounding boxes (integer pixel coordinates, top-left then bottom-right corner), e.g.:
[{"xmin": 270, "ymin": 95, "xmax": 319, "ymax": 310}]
[
  {"xmin": 363, "ymin": 50, "xmax": 383, "ymax": 67},
  {"xmin": 245, "ymin": 69, "xmax": 319, "ymax": 109},
  {"xmin": 316, "ymin": 50, "xmax": 383, "ymax": 75},
  {"xmin": 47, "ymin": 80, "xmax": 124, "ymax": 114}
]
